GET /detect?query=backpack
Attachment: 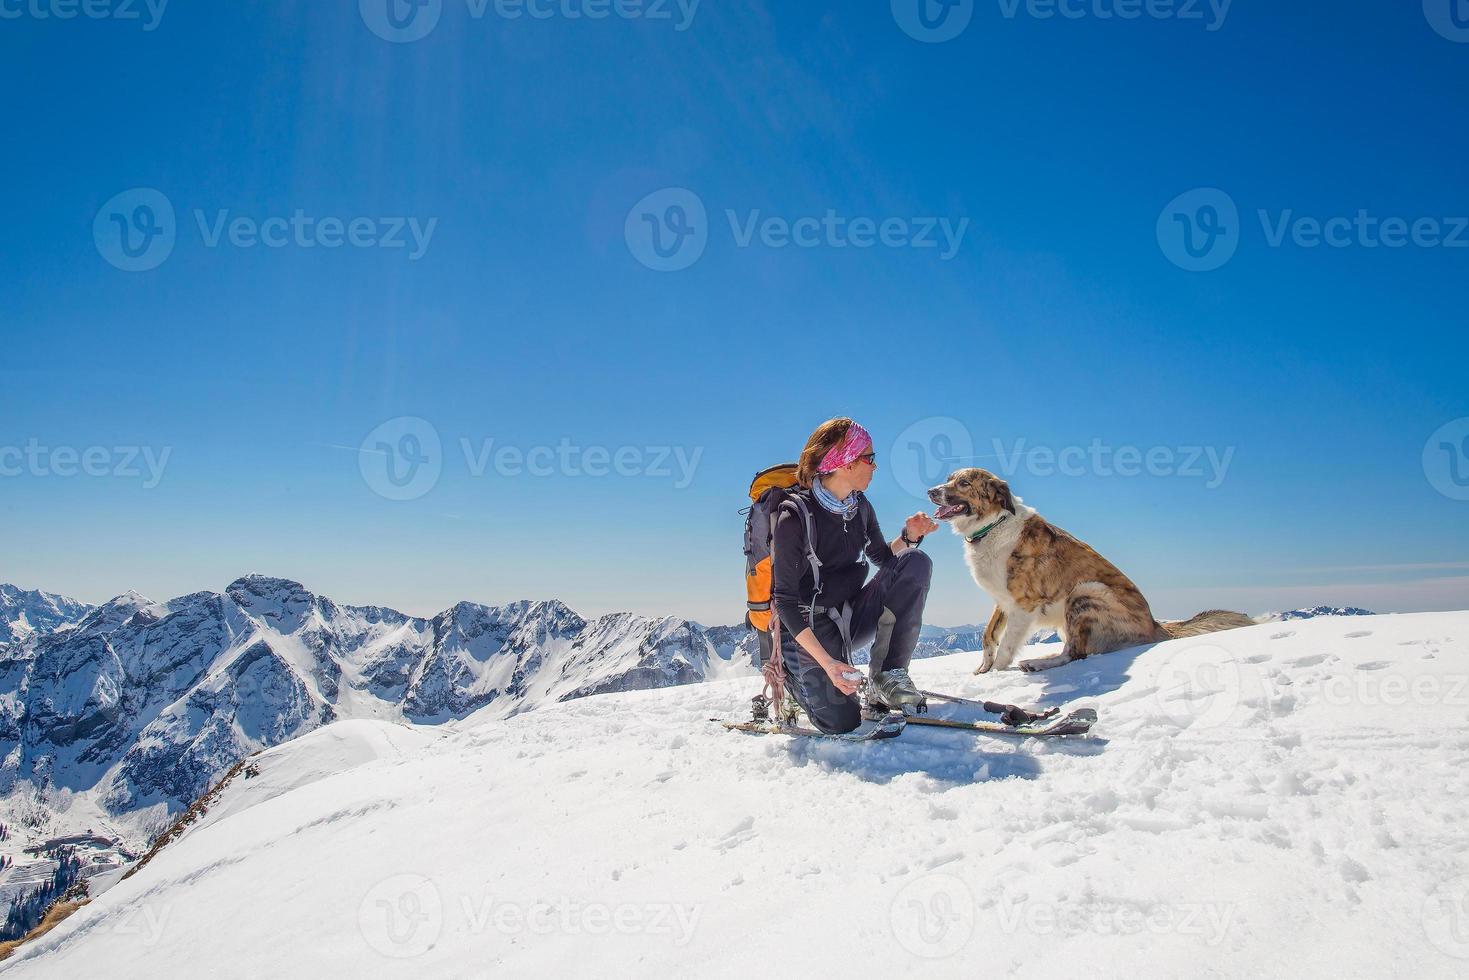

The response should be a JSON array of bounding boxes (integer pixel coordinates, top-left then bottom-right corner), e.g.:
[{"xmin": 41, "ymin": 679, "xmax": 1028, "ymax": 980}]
[
  {"xmin": 742, "ymin": 464, "xmax": 869, "ymax": 665},
  {"xmin": 743, "ymin": 465, "xmax": 799, "ymax": 642}
]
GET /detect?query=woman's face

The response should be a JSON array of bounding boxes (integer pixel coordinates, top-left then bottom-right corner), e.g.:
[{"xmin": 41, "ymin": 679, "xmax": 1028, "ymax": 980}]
[{"xmin": 844, "ymin": 452, "xmax": 876, "ymax": 492}]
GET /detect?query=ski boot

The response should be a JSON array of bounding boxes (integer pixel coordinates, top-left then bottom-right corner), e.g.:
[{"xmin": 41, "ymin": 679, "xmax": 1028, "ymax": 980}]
[{"xmin": 867, "ymin": 668, "xmax": 928, "ymax": 716}]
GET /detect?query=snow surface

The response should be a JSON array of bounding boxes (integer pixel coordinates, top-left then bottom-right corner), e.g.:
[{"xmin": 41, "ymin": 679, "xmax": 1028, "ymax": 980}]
[{"xmin": 5, "ymin": 612, "xmax": 1469, "ymax": 978}]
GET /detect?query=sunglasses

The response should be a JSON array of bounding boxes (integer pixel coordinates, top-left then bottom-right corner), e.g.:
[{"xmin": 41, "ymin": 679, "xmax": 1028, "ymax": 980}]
[{"xmin": 857, "ymin": 452, "xmax": 877, "ymax": 465}]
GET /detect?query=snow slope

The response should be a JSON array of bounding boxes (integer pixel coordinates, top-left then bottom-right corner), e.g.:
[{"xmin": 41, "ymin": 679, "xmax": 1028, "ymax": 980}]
[{"xmin": 5, "ymin": 612, "xmax": 1469, "ymax": 978}]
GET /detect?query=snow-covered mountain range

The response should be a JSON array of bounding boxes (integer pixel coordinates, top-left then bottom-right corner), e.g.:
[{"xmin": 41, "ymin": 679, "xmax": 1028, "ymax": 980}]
[
  {"xmin": 0, "ymin": 586, "xmax": 92, "ymax": 646},
  {"xmin": 4, "ymin": 610, "xmax": 1464, "ymax": 977},
  {"xmin": 0, "ymin": 575, "xmax": 754, "ymax": 911},
  {"xmin": 1258, "ymin": 605, "xmax": 1375, "ymax": 622}
]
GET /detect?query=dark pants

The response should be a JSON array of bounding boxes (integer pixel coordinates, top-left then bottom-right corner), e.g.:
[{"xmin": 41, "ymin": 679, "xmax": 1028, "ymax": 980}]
[{"xmin": 779, "ymin": 549, "xmax": 933, "ymax": 734}]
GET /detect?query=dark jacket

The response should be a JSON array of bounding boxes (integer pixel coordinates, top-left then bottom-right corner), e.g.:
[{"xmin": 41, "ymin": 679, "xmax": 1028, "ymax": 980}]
[{"xmin": 772, "ymin": 489, "xmax": 893, "ymax": 636}]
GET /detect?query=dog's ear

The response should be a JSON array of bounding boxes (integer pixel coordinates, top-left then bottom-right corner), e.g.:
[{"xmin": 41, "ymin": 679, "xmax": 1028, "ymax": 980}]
[{"xmin": 992, "ymin": 479, "xmax": 1016, "ymax": 515}]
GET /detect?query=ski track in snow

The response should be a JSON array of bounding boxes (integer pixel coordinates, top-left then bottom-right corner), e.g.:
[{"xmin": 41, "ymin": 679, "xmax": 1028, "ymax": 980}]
[{"xmin": 5, "ymin": 613, "xmax": 1469, "ymax": 978}]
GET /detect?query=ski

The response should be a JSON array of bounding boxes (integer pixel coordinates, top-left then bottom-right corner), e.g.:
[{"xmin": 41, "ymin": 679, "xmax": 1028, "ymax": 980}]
[
  {"xmin": 719, "ymin": 711, "xmax": 907, "ymax": 742},
  {"xmin": 903, "ymin": 707, "xmax": 1097, "ymax": 738},
  {"xmin": 719, "ymin": 706, "xmax": 1092, "ymax": 740},
  {"xmin": 918, "ymin": 690, "xmax": 1063, "ymax": 726}
]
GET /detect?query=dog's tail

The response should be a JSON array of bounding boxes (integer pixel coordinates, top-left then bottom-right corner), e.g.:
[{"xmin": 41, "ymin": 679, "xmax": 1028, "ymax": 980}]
[{"xmin": 1155, "ymin": 609, "xmax": 1255, "ymax": 640}]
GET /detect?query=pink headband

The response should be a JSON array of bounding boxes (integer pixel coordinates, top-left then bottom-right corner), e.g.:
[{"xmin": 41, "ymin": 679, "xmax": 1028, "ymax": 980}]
[{"xmin": 818, "ymin": 422, "xmax": 873, "ymax": 473}]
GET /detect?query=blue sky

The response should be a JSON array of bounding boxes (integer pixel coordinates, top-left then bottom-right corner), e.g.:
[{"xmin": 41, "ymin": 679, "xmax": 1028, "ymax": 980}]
[{"xmin": 3, "ymin": 1, "xmax": 1467, "ymax": 625}]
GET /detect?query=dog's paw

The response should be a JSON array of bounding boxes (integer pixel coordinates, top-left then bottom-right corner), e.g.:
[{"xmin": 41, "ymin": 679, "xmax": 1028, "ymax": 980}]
[
  {"xmin": 1019, "ymin": 659, "xmax": 1044, "ymax": 673},
  {"xmin": 974, "ymin": 651, "xmax": 996, "ymax": 674}
]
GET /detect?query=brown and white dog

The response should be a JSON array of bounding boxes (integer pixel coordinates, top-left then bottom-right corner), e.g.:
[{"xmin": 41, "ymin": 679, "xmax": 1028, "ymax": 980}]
[{"xmin": 928, "ymin": 468, "xmax": 1254, "ymax": 674}]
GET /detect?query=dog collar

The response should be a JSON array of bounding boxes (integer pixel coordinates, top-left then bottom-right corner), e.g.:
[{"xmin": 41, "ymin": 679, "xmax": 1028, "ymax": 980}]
[{"xmin": 965, "ymin": 515, "xmax": 1009, "ymax": 544}]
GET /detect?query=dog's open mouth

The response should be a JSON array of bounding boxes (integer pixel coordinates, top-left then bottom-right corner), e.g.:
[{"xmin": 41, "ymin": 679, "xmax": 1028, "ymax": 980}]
[{"xmin": 933, "ymin": 502, "xmax": 968, "ymax": 521}]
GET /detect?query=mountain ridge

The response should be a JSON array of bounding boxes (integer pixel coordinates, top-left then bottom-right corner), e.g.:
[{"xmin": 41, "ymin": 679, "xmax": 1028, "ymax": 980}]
[
  {"xmin": 0, "ymin": 586, "xmax": 93, "ymax": 646},
  {"xmin": 0, "ymin": 573, "xmax": 756, "ymax": 920}
]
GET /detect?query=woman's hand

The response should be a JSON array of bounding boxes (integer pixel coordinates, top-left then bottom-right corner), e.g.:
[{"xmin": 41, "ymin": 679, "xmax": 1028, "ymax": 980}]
[
  {"xmin": 904, "ymin": 512, "xmax": 939, "ymax": 542},
  {"xmin": 821, "ymin": 658, "xmax": 863, "ymax": 697},
  {"xmin": 794, "ymin": 629, "xmax": 862, "ymax": 697}
]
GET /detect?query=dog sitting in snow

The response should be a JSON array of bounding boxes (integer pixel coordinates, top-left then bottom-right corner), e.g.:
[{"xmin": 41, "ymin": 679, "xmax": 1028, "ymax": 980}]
[{"xmin": 928, "ymin": 468, "xmax": 1253, "ymax": 674}]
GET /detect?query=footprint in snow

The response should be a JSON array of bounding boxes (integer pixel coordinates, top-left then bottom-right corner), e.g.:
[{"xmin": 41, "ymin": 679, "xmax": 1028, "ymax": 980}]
[
  {"xmin": 1271, "ymin": 631, "xmax": 1295, "ymax": 640},
  {"xmin": 922, "ymin": 850, "xmax": 964, "ymax": 870},
  {"xmin": 1241, "ymin": 653, "xmax": 1273, "ymax": 664},
  {"xmin": 715, "ymin": 816, "xmax": 757, "ymax": 852},
  {"xmin": 1287, "ymin": 653, "xmax": 1332, "ymax": 668},
  {"xmin": 1344, "ymin": 630, "xmax": 1373, "ymax": 639},
  {"xmin": 1355, "ymin": 661, "xmax": 1391, "ymax": 672}
]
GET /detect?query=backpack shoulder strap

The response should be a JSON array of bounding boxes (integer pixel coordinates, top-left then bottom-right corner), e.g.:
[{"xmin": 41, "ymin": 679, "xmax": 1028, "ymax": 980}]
[{"xmin": 783, "ymin": 493, "xmax": 823, "ymax": 596}]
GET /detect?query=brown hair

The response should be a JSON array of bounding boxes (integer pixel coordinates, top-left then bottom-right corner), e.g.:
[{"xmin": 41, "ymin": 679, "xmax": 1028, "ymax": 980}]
[{"xmin": 796, "ymin": 417, "xmax": 854, "ymax": 488}]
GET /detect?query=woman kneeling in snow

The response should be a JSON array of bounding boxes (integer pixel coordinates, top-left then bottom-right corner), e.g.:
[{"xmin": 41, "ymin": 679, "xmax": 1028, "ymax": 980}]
[{"xmin": 772, "ymin": 417, "xmax": 938, "ymax": 734}]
